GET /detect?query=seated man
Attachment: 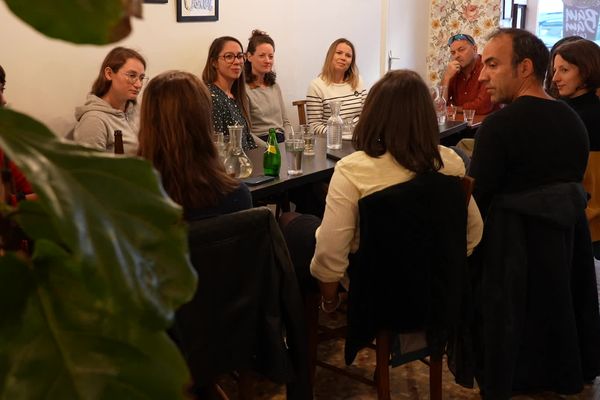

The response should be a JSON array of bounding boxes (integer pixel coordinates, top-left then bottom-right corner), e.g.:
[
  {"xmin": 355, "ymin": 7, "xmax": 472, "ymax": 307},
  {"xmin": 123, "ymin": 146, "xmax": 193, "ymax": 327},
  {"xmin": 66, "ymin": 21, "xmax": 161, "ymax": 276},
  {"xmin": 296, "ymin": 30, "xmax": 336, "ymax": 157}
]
[
  {"xmin": 441, "ymin": 33, "xmax": 498, "ymax": 115},
  {"xmin": 469, "ymin": 28, "xmax": 600, "ymax": 398}
]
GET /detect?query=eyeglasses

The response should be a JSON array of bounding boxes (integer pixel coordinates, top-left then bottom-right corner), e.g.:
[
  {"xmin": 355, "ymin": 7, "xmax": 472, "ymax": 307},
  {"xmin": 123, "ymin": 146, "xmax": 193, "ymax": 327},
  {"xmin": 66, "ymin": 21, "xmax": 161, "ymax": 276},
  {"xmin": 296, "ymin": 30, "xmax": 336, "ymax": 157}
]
[
  {"xmin": 219, "ymin": 52, "xmax": 247, "ymax": 63},
  {"xmin": 448, "ymin": 34, "xmax": 475, "ymax": 46},
  {"xmin": 122, "ymin": 72, "xmax": 149, "ymax": 85}
]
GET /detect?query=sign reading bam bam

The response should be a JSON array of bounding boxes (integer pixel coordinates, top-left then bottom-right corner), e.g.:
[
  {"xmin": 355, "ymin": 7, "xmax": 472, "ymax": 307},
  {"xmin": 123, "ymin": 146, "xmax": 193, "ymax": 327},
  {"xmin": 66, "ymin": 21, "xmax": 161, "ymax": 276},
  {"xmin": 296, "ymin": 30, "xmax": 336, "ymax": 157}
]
[{"xmin": 563, "ymin": 0, "xmax": 600, "ymax": 39}]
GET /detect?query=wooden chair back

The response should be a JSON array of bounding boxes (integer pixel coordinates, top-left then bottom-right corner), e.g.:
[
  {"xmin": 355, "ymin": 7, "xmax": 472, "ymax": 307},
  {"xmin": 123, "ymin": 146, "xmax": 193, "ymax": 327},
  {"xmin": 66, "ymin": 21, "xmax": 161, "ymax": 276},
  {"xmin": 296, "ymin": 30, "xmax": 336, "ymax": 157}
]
[{"xmin": 293, "ymin": 100, "xmax": 307, "ymax": 125}]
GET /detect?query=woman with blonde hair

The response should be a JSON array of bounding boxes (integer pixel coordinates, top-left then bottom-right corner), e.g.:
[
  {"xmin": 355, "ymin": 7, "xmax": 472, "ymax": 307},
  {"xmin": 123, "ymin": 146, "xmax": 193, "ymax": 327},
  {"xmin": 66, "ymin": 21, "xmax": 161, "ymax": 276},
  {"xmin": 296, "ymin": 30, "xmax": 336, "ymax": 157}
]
[
  {"xmin": 306, "ymin": 38, "xmax": 367, "ymax": 135},
  {"xmin": 138, "ymin": 70, "xmax": 252, "ymax": 220},
  {"xmin": 74, "ymin": 47, "xmax": 147, "ymax": 155}
]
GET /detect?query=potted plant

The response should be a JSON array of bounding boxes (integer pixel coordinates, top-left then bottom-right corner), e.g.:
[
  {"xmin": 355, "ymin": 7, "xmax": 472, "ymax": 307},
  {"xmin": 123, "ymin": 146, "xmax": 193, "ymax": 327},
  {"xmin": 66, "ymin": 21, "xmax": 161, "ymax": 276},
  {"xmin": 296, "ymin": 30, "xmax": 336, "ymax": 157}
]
[{"xmin": 0, "ymin": 1, "xmax": 197, "ymax": 398}]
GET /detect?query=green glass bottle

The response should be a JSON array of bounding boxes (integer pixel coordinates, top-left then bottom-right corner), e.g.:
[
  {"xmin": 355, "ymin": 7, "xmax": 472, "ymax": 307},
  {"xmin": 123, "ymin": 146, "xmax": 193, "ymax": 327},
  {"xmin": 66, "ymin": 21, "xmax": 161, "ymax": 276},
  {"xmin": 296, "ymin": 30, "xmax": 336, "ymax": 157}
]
[{"xmin": 263, "ymin": 128, "xmax": 281, "ymax": 177}]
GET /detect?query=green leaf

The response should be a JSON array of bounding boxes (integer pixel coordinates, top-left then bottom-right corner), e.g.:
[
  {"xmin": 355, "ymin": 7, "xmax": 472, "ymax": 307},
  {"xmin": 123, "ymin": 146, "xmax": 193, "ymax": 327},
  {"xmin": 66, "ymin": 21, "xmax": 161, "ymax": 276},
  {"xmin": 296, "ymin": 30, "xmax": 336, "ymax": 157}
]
[
  {"xmin": 0, "ymin": 108, "xmax": 197, "ymax": 328},
  {"xmin": 0, "ymin": 108, "xmax": 197, "ymax": 398},
  {"xmin": 0, "ymin": 241, "xmax": 191, "ymax": 400},
  {"xmin": 2, "ymin": 0, "xmax": 142, "ymax": 45}
]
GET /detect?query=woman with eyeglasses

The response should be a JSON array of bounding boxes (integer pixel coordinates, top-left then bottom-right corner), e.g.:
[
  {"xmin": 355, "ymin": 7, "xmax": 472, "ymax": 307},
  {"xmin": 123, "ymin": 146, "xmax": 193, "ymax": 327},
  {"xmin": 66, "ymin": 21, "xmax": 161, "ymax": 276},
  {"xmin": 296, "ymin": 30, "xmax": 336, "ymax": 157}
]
[
  {"xmin": 245, "ymin": 29, "xmax": 290, "ymax": 143},
  {"xmin": 306, "ymin": 38, "xmax": 367, "ymax": 135},
  {"xmin": 73, "ymin": 47, "xmax": 147, "ymax": 155},
  {"xmin": 202, "ymin": 36, "xmax": 258, "ymax": 150}
]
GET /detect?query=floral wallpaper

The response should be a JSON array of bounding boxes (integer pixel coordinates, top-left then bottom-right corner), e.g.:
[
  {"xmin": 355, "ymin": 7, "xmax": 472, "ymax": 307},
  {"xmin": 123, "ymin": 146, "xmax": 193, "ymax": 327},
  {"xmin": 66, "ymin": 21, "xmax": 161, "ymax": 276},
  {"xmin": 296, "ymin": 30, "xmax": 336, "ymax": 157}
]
[{"xmin": 428, "ymin": 0, "xmax": 501, "ymax": 84}]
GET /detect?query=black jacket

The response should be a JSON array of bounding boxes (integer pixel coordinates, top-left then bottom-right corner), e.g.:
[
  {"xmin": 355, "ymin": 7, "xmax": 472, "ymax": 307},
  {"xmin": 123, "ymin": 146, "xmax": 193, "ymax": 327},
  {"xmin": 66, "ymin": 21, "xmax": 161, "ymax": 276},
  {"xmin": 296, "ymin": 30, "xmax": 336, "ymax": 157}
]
[
  {"xmin": 344, "ymin": 172, "xmax": 468, "ymax": 366},
  {"xmin": 474, "ymin": 183, "xmax": 600, "ymax": 399},
  {"xmin": 175, "ymin": 207, "xmax": 311, "ymax": 400}
]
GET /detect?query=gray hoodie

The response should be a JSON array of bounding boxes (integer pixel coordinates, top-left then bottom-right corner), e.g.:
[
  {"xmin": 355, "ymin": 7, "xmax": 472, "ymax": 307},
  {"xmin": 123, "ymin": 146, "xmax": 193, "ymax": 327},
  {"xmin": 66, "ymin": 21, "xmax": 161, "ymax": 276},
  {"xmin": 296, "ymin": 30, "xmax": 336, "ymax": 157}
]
[{"xmin": 73, "ymin": 94, "xmax": 139, "ymax": 155}]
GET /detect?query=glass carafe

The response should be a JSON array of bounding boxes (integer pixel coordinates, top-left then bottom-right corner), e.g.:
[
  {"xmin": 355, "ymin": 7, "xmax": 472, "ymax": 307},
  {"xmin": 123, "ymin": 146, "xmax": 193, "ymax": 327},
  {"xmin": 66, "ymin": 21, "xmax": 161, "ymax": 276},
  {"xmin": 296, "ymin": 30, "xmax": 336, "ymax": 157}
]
[
  {"xmin": 326, "ymin": 101, "xmax": 343, "ymax": 150},
  {"xmin": 433, "ymin": 85, "xmax": 447, "ymax": 125},
  {"xmin": 224, "ymin": 125, "xmax": 253, "ymax": 178}
]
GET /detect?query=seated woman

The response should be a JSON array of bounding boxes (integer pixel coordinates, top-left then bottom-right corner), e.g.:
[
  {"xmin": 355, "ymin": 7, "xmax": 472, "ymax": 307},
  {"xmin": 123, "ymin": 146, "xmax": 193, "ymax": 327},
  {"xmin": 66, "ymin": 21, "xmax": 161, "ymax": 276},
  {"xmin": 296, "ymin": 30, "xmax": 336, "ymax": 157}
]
[
  {"xmin": 245, "ymin": 29, "xmax": 290, "ymax": 143},
  {"xmin": 552, "ymin": 38, "xmax": 600, "ymax": 258},
  {"xmin": 0, "ymin": 64, "xmax": 36, "ymax": 204},
  {"xmin": 202, "ymin": 36, "xmax": 258, "ymax": 150},
  {"xmin": 137, "ymin": 70, "xmax": 252, "ymax": 221},
  {"xmin": 73, "ymin": 47, "xmax": 147, "ymax": 155},
  {"xmin": 309, "ymin": 69, "xmax": 483, "ymax": 310},
  {"xmin": 306, "ymin": 38, "xmax": 367, "ymax": 135}
]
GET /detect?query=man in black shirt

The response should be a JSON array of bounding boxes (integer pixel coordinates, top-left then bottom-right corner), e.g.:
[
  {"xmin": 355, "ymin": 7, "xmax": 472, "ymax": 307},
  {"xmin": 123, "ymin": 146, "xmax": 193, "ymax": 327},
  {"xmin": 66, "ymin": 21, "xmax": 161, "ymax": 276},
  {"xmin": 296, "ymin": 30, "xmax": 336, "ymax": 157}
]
[
  {"xmin": 468, "ymin": 28, "xmax": 600, "ymax": 399},
  {"xmin": 470, "ymin": 29, "xmax": 588, "ymax": 213}
]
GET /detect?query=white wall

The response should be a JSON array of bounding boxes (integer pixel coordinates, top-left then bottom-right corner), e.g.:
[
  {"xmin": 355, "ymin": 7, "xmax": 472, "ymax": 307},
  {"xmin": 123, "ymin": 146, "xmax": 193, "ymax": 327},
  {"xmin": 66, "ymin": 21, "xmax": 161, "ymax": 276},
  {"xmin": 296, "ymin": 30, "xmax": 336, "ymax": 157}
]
[
  {"xmin": 384, "ymin": 0, "xmax": 430, "ymax": 79},
  {"xmin": 0, "ymin": 0, "xmax": 382, "ymax": 136}
]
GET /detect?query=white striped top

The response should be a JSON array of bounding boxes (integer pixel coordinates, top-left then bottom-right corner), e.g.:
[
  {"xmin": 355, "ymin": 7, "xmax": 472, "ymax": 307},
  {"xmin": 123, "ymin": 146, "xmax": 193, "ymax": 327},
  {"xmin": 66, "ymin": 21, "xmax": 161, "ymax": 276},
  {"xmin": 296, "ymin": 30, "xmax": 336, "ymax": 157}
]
[{"xmin": 306, "ymin": 76, "xmax": 367, "ymax": 135}]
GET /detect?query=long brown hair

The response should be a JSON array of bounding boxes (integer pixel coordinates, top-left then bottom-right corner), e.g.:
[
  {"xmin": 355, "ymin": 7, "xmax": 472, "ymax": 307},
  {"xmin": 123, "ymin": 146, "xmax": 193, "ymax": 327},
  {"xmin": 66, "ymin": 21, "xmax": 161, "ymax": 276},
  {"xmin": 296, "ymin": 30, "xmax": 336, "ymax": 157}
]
[
  {"xmin": 138, "ymin": 70, "xmax": 238, "ymax": 211},
  {"xmin": 91, "ymin": 47, "xmax": 146, "ymax": 98},
  {"xmin": 245, "ymin": 29, "xmax": 276, "ymax": 86},
  {"xmin": 353, "ymin": 70, "xmax": 443, "ymax": 174},
  {"xmin": 320, "ymin": 38, "xmax": 360, "ymax": 90},
  {"xmin": 201, "ymin": 36, "xmax": 251, "ymax": 124}
]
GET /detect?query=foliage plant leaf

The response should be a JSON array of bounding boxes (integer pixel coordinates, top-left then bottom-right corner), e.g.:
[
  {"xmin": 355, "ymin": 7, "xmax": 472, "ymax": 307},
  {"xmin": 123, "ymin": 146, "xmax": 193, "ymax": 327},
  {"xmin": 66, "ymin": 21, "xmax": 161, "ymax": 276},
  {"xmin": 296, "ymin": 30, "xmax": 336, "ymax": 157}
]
[
  {"xmin": 0, "ymin": 108, "xmax": 197, "ymax": 398},
  {"xmin": 0, "ymin": 241, "xmax": 191, "ymax": 400},
  {"xmin": 2, "ymin": 0, "xmax": 142, "ymax": 45}
]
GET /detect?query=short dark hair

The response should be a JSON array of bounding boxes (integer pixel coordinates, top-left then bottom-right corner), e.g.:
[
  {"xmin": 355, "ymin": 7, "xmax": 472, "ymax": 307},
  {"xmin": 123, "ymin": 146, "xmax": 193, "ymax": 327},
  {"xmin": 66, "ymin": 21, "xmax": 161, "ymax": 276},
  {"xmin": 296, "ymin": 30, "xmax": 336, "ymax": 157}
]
[
  {"xmin": 245, "ymin": 29, "xmax": 276, "ymax": 86},
  {"xmin": 353, "ymin": 70, "xmax": 443, "ymax": 174},
  {"xmin": 0, "ymin": 65, "xmax": 5, "ymax": 85},
  {"xmin": 553, "ymin": 39, "xmax": 600, "ymax": 92},
  {"xmin": 545, "ymin": 35, "xmax": 583, "ymax": 97},
  {"xmin": 488, "ymin": 28, "xmax": 549, "ymax": 83}
]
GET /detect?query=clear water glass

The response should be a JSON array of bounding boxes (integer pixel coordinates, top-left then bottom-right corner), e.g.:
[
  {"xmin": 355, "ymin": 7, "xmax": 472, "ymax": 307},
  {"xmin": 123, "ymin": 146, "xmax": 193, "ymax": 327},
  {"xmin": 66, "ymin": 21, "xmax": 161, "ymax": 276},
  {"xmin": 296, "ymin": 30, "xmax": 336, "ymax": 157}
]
[
  {"xmin": 285, "ymin": 137, "xmax": 304, "ymax": 176},
  {"xmin": 463, "ymin": 109, "xmax": 476, "ymax": 126},
  {"xmin": 298, "ymin": 124, "xmax": 315, "ymax": 156}
]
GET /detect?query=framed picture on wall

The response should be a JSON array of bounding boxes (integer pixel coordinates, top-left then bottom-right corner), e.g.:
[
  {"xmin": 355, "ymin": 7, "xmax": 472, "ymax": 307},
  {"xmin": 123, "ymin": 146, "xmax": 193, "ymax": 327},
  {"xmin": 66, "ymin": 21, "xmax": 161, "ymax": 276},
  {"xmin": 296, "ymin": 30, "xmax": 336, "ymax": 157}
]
[
  {"xmin": 177, "ymin": 0, "xmax": 218, "ymax": 22},
  {"xmin": 502, "ymin": 0, "xmax": 514, "ymax": 19},
  {"xmin": 144, "ymin": 0, "xmax": 167, "ymax": 3}
]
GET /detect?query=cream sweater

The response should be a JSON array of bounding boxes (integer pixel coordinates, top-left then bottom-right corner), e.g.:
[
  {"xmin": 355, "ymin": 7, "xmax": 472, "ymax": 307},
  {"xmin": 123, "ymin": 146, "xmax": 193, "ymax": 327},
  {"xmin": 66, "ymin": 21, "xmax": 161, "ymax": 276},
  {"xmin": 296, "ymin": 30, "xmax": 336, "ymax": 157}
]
[{"xmin": 310, "ymin": 146, "xmax": 483, "ymax": 283}]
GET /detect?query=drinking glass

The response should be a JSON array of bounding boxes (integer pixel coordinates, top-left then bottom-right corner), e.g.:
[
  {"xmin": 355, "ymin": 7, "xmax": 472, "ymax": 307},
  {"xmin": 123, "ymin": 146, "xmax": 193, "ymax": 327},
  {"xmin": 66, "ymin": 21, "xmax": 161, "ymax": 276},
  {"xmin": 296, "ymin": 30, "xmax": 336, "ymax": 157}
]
[
  {"xmin": 212, "ymin": 132, "xmax": 227, "ymax": 162},
  {"xmin": 463, "ymin": 109, "xmax": 476, "ymax": 126},
  {"xmin": 285, "ymin": 133, "xmax": 304, "ymax": 176},
  {"xmin": 447, "ymin": 104, "xmax": 457, "ymax": 121},
  {"xmin": 342, "ymin": 119, "xmax": 354, "ymax": 140},
  {"xmin": 298, "ymin": 124, "xmax": 315, "ymax": 156}
]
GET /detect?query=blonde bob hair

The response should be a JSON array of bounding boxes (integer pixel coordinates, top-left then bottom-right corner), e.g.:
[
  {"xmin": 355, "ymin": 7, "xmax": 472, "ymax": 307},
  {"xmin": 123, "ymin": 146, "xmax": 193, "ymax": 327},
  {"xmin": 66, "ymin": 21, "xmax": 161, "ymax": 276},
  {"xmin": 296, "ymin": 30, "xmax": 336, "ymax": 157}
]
[{"xmin": 319, "ymin": 38, "xmax": 360, "ymax": 90}]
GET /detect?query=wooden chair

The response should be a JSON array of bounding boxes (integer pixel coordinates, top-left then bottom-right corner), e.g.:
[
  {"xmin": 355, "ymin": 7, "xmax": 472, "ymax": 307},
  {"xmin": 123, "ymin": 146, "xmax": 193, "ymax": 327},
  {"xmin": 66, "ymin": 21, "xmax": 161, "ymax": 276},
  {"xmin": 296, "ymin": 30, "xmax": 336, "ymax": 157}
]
[
  {"xmin": 293, "ymin": 100, "xmax": 307, "ymax": 125},
  {"xmin": 307, "ymin": 175, "xmax": 475, "ymax": 399}
]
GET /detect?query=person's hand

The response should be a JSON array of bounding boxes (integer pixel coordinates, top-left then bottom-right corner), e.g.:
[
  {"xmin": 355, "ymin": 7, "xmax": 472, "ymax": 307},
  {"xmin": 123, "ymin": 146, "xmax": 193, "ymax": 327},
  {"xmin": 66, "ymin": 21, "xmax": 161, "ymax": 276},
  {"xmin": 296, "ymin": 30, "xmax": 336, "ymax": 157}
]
[{"xmin": 443, "ymin": 60, "xmax": 461, "ymax": 83}]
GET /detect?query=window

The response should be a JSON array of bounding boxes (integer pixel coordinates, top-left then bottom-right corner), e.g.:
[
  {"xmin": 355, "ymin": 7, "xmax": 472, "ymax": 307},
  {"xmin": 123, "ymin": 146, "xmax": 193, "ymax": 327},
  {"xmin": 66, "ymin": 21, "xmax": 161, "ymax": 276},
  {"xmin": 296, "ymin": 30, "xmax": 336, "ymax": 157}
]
[{"xmin": 535, "ymin": 0, "xmax": 600, "ymax": 48}]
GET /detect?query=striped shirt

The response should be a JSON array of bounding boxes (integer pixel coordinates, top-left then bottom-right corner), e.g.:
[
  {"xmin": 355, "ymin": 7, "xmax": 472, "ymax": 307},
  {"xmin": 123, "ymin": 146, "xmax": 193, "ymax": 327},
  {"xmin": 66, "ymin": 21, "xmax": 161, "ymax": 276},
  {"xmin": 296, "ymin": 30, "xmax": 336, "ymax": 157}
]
[{"xmin": 306, "ymin": 76, "xmax": 367, "ymax": 135}]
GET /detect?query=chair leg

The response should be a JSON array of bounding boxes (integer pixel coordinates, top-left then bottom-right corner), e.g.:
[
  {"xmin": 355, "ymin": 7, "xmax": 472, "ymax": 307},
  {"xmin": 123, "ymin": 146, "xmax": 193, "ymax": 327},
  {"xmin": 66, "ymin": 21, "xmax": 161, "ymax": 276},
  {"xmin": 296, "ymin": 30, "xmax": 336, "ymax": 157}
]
[
  {"xmin": 375, "ymin": 331, "xmax": 391, "ymax": 400},
  {"xmin": 237, "ymin": 370, "xmax": 254, "ymax": 400},
  {"xmin": 305, "ymin": 293, "xmax": 320, "ymax": 388},
  {"xmin": 429, "ymin": 354, "xmax": 443, "ymax": 400}
]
